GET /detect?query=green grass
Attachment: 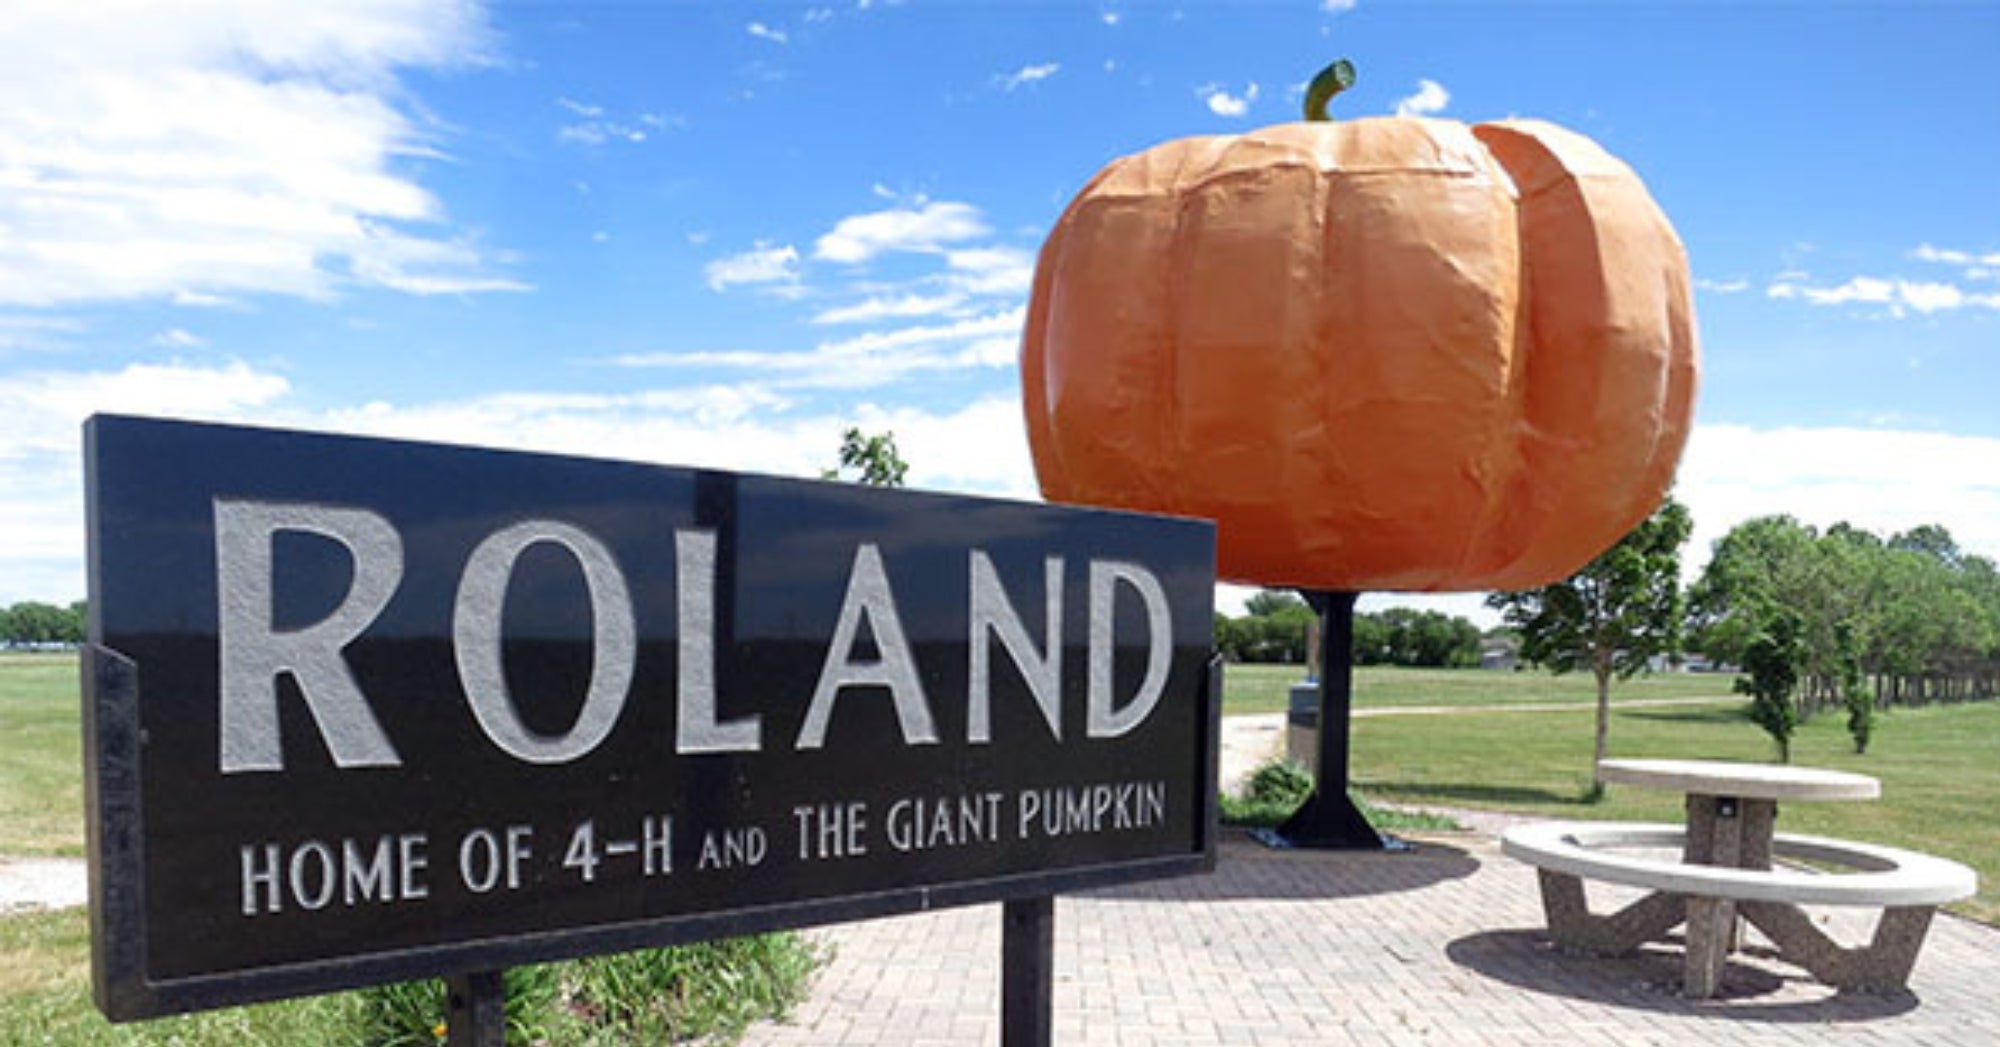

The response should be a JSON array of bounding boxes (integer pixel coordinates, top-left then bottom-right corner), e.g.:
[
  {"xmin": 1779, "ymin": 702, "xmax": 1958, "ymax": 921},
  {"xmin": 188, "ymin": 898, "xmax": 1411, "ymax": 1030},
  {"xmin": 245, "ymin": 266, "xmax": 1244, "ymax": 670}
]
[
  {"xmin": 1350, "ymin": 694, "xmax": 2000, "ymax": 925},
  {"xmin": 0, "ymin": 905, "xmax": 818, "ymax": 1046},
  {"xmin": 0, "ymin": 907, "xmax": 373, "ymax": 1045},
  {"xmin": 1221, "ymin": 662, "xmax": 1737, "ymax": 716},
  {"xmin": 0, "ymin": 653, "xmax": 84, "ymax": 856}
]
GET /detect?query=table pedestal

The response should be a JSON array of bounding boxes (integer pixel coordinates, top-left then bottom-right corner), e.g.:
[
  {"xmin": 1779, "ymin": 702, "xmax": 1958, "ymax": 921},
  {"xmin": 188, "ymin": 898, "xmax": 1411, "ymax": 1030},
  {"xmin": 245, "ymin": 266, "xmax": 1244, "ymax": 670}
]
[{"xmin": 1681, "ymin": 793, "xmax": 1774, "ymax": 997}]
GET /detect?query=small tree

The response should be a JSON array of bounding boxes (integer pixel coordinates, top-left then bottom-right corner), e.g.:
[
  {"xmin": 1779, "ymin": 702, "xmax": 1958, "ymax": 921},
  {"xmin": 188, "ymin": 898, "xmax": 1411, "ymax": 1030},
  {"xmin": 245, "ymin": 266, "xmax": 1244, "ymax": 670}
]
[
  {"xmin": 824, "ymin": 428, "xmax": 908, "ymax": 487},
  {"xmin": 1834, "ymin": 621, "xmax": 1876, "ymax": 754},
  {"xmin": 1488, "ymin": 497, "xmax": 1692, "ymax": 792},
  {"xmin": 1736, "ymin": 609, "xmax": 1806, "ymax": 762}
]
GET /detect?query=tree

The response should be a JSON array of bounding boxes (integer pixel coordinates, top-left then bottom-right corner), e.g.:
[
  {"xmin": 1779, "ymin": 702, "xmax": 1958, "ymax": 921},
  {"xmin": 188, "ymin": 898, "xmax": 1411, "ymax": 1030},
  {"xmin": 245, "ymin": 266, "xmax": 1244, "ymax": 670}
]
[
  {"xmin": 823, "ymin": 428, "xmax": 908, "ymax": 487},
  {"xmin": 1488, "ymin": 497, "xmax": 1692, "ymax": 791},
  {"xmin": 1736, "ymin": 609, "xmax": 1806, "ymax": 762},
  {"xmin": 0, "ymin": 600, "xmax": 84, "ymax": 646},
  {"xmin": 1243, "ymin": 590, "xmax": 1304, "ymax": 618},
  {"xmin": 1834, "ymin": 621, "xmax": 1875, "ymax": 754}
]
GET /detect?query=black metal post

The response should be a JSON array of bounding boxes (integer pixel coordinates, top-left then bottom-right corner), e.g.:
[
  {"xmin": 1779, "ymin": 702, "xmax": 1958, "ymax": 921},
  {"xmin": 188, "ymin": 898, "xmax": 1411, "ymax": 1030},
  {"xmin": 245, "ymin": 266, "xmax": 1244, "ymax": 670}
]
[
  {"xmin": 445, "ymin": 969, "xmax": 506, "ymax": 1047},
  {"xmin": 1271, "ymin": 590, "xmax": 1397, "ymax": 849},
  {"xmin": 1000, "ymin": 896, "xmax": 1054, "ymax": 1047}
]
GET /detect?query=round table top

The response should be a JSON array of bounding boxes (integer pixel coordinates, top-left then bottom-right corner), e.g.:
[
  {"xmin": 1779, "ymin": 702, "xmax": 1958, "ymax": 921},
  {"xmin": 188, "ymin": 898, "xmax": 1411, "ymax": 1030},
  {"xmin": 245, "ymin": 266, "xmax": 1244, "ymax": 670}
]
[{"xmin": 1597, "ymin": 758, "xmax": 1880, "ymax": 802}]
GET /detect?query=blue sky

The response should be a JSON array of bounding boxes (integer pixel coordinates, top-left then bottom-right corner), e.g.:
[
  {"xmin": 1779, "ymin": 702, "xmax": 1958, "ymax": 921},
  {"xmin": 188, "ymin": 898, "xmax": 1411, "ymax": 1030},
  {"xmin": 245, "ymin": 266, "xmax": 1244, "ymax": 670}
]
[{"xmin": 3, "ymin": 1, "xmax": 1998, "ymax": 624}]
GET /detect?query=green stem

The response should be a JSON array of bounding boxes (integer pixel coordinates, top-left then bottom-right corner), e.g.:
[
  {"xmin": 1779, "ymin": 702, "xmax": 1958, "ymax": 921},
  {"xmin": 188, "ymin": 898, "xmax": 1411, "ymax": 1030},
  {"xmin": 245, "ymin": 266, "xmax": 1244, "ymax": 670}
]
[{"xmin": 1303, "ymin": 59, "xmax": 1357, "ymax": 122}]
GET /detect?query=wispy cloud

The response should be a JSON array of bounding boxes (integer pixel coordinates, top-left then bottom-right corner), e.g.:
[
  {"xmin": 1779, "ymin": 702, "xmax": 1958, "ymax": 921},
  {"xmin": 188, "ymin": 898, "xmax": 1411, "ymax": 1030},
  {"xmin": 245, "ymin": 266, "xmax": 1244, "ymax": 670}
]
[
  {"xmin": 747, "ymin": 21, "xmax": 789, "ymax": 44},
  {"xmin": 0, "ymin": 355, "xmax": 1037, "ymax": 601},
  {"xmin": 1695, "ymin": 278, "xmax": 1750, "ymax": 294},
  {"xmin": 1393, "ymin": 79, "xmax": 1450, "ymax": 116},
  {"xmin": 944, "ymin": 246, "xmax": 1035, "ymax": 296},
  {"xmin": 556, "ymin": 98, "xmax": 671, "ymax": 146},
  {"xmin": 1200, "ymin": 82, "xmax": 1259, "ymax": 118},
  {"xmin": 1911, "ymin": 243, "xmax": 2000, "ymax": 268},
  {"xmin": 0, "ymin": 2, "xmax": 520, "ymax": 307},
  {"xmin": 705, "ymin": 243, "xmax": 802, "ymax": 292},
  {"xmin": 151, "ymin": 328, "xmax": 205, "ymax": 349},
  {"xmin": 996, "ymin": 62, "xmax": 1061, "ymax": 92},
  {"xmin": 813, "ymin": 292, "xmax": 968, "ymax": 325},
  {"xmin": 815, "ymin": 201, "xmax": 991, "ymax": 263},
  {"xmin": 1767, "ymin": 274, "xmax": 2000, "ymax": 316},
  {"xmin": 609, "ymin": 308, "xmax": 1025, "ymax": 390},
  {"xmin": 1321, "ymin": 0, "xmax": 1359, "ymax": 12}
]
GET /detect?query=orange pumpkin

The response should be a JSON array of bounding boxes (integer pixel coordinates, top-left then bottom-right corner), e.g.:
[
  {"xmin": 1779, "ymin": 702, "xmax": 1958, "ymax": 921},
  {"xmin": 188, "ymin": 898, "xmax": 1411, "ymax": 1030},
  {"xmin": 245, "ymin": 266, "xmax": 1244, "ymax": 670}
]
[{"xmin": 1020, "ymin": 63, "xmax": 1698, "ymax": 593}]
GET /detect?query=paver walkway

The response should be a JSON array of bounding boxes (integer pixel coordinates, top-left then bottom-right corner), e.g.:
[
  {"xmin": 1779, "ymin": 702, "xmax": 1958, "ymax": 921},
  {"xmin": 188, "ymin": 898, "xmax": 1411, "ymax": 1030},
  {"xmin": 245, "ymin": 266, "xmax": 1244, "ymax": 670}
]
[{"xmin": 742, "ymin": 830, "xmax": 2000, "ymax": 1046}]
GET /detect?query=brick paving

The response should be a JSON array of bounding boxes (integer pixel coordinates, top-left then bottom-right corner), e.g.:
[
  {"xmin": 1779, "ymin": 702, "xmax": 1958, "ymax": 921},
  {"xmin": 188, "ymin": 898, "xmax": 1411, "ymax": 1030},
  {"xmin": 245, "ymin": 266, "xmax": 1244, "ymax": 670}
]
[{"xmin": 743, "ymin": 830, "xmax": 2000, "ymax": 1046}]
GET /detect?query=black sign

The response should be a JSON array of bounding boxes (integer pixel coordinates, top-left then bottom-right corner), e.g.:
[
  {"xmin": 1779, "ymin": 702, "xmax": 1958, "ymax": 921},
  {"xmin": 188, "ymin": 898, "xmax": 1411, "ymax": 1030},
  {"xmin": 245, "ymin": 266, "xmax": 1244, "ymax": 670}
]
[{"xmin": 83, "ymin": 415, "xmax": 1217, "ymax": 1020}]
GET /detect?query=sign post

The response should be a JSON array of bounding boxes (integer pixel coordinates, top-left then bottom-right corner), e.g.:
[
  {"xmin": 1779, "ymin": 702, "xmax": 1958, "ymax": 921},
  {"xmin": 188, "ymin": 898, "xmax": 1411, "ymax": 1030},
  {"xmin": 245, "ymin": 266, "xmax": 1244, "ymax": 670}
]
[{"xmin": 83, "ymin": 415, "xmax": 1217, "ymax": 1034}]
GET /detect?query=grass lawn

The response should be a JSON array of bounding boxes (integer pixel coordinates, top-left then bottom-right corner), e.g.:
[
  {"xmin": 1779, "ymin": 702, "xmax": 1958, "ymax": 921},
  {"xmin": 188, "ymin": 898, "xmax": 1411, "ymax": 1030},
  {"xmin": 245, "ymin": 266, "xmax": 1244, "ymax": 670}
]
[
  {"xmin": 0, "ymin": 653, "xmax": 83, "ymax": 856},
  {"xmin": 1351, "ymin": 693, "xmax": 2000, "ymax": 925},
  {"xmin": 1221, "ymin": 661, "xmax": 1737, "ymax": 716},
  {"xmin": 1224, "ymin": 660, "xmax": 2000, "ymax": 926}
]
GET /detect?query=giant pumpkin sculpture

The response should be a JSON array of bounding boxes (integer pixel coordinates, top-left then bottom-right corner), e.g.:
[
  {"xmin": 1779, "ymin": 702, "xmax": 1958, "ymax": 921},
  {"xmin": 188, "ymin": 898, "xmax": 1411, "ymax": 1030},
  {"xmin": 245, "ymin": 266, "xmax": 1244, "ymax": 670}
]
[{"xmin": 1022, "ymin": 61, "xmax": 1698, "ymax": 593}]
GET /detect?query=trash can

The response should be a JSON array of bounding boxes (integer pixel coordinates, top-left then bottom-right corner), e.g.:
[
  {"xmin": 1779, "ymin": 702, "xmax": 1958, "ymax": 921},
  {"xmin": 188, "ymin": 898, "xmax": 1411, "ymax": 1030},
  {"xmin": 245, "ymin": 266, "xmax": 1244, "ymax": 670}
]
[{"xmin": 1286, "ymin": 680, "xmax": 1319, "ymax": 776}]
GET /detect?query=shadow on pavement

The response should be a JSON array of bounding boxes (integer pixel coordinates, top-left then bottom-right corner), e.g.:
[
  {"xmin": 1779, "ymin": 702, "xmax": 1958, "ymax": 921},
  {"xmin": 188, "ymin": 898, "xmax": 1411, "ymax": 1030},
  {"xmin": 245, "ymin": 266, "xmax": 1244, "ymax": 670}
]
[
  {"xmin": 1447, "ymin": 928, "xmax": 1921, "ymax": 1023},
  {"xmin": 1085, "ymin": 832, "xmax": 1481, "ymax": 903}
]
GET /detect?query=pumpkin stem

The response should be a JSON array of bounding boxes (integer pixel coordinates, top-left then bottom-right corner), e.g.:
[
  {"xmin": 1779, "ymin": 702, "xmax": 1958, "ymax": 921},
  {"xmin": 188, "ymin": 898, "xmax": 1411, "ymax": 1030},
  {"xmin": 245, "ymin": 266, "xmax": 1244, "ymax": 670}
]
[{"xmin": 1303, "ymin": 59, "xmax": 1356, "ymax": 122}]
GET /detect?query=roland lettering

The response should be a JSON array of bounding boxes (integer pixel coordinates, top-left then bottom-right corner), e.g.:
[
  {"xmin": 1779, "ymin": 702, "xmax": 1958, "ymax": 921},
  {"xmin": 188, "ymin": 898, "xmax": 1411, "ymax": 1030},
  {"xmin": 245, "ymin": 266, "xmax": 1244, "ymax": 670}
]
[{"xmin": 211, "ymin": 500, "xmax": 1175, "ymax": 772}]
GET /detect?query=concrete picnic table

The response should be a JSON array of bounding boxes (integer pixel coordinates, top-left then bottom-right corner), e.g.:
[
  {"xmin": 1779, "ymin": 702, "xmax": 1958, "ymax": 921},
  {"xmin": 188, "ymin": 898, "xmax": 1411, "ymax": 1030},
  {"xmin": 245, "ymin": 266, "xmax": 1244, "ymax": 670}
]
[
  {"xmin": 1596, "ymin": 757, "xmax": 1880, "ymax": 871},
  {"xmin": 1502, "ymin": 758, "xmax": 1976, "ymax": 998}
]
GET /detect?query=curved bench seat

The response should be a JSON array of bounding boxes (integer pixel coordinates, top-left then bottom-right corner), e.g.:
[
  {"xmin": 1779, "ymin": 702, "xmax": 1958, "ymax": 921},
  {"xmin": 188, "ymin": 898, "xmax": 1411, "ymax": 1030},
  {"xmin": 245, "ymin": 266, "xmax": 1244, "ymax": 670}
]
[
  {"xmin": 1502, "ymin": 819, "xmax": 1978, "ymax": 996},
  {"xmin": 1501, "ymin": 821, "xmax": 1977, "ymax": 907}
]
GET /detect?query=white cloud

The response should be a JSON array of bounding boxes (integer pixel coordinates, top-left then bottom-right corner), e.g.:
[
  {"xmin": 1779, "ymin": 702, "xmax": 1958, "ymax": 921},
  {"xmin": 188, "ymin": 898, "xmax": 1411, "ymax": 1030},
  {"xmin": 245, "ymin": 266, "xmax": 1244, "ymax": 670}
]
[
  {"xmin": 559, "ymin": 122, "xmax": 647, "ymax": 145},
  {"xmin": 705, "ymin": 243, "xmax": 801, "ymax": 291},
  {"xmin": 1676, "ymin": 424, "xmax": 2000, "ymax": 583},
  {"xmin": 0, "ymin": 351, "xmax": 1043, "ymax": 604},
  {"xmin": 556, "ymin": 98, "xmax": 666, "ymax": 146},
  {"xmin": 328, "ymin": 389, "xmax": 1033, "ymax": 498},
  {"xmin": 151, "ymin": 328, "xmax": 205, "ymax": 349},
  {"xmin": 1394, "ymin": 79, "xmax": 1450, "ymax": 117},
  {"xmin": 945, "ymin": 246, "xmax": 1036, "ymax": 296},
  {"xmin": 1912, "ymin": 243, "xmax": 2000, "ymax": 268},
  {"xmin": 996, "ymin": 63, "xmax": 1061, "ymax": 91},
  {"xmin": 0, "ymin": 314, "xmax": 84, "ymax": 354},
  {"xmin": 1695, "ymin": 278, "xmax": 1750, "ymax": 294},
  {"xmin": 609, "ymin": 308, "xmax": 1025, "ymax": 390},
  {"xmin": 747, "ymin": 22, "xmax": 788, "ymax": 44},
  {"xmin": 0, "ymin": 360, "xmax": 295, "ymax": 600},
  {"xmin": 0, "ymin": 1, "xmax": 521, "ymax": 307},
  {"xmin": 1201, "ymin": 82, "xmax": 1259, "ymax": 118},
  {"xmin": 1102, "ymin": 11, "xmax": 1121, "ymax": 26},
  {"xmin": 1766, "ymin": 274, "xmax": 2000, "ymax": 315},
  {"xmin": 813, "ymin": 292, "xmax": 968, "ymax": 325},
  {"xmin": 815, "ymin": 201, "xmax": 990, "ymax": 263},
  {"xmin": 1321, "ymin": 0, "xmax": 1359, "ymax": 12}
]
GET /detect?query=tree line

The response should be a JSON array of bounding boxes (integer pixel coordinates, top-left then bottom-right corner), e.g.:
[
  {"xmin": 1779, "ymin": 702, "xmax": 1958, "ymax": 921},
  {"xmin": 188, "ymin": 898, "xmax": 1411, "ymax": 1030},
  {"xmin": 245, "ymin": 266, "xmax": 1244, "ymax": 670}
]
[
  {"xmin": 0, "ymin": 600, "xmax": 86, "ymax": 647},
  {"xmin": 1690, "ymin": 517, "xmax": 2000, "ymax": 712},
  {"xmin": 1488, "ymin": 497, "xmax": 1999, "ymax": 769},
  {"xmin": 1214, "ymin": 591, "xmax": 1485, "ymax": 668}
]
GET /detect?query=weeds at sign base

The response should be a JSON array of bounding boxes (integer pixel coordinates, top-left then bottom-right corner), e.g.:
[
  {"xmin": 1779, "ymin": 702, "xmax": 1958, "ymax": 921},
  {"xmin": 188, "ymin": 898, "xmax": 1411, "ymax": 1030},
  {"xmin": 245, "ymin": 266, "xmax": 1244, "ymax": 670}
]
[{"xmin": 354, "ymin": 935, "xmax": 819, "ymax": 1046}]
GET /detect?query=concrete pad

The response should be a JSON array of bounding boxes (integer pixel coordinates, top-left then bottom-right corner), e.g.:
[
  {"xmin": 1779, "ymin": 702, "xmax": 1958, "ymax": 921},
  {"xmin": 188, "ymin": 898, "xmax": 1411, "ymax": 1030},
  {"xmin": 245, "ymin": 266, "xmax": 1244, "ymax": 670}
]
[{"xmin": 743, "ymin": 831, "xmax": 2000, "ymax": 1046}]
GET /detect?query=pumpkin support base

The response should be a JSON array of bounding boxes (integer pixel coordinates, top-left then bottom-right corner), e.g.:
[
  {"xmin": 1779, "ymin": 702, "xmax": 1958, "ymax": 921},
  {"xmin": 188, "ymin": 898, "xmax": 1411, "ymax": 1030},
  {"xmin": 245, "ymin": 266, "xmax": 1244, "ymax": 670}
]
[{"xmin": 1261, "ymin": 591, "xmax": 1402, "ymax": 851}]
